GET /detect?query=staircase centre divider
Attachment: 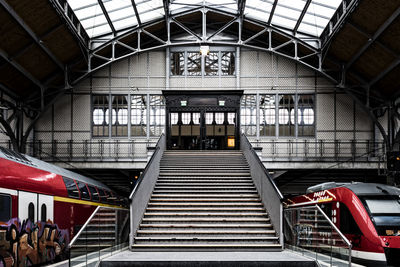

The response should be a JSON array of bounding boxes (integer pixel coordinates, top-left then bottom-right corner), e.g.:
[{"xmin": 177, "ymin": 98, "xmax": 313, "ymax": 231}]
[
  {"xmin": 240, "ymin": 133, "xmax": 284, "ymax": 247},
  {"xmin": 129, "ymin": 133, "xmax": 166, "ymax": 247}
]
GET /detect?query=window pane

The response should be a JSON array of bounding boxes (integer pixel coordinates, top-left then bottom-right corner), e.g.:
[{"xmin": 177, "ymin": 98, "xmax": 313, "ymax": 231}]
[
  {"xmin": 0, "ymin": 194, "xmax": 11, "ymax": 222},
  {"xmin": 88, "ymin": 185, "xmax": 100, "ymax": 202},
  {"xmin": 170, "ymin": 113, "xmax": 179, "ymax": 124},
  {"xmin": 215, "ymin": 113, "xmax": 224, "ymax": 124},
  {"xmin": 171, "ymin": 52, "xmax": 184, "ymax": 75},
  {"xmin": 278, "ymin": 95, "xmax": 295, "ymax": 136},
  {"xmin": 298, "ymin": 94, "xmax": 315, "ymax": 137},
  {"xmin": 227, "ymin": 113, "xmax": 235, "ymax": 124},
  {"xmin": 150, "ymin": 95, "xmax": 166, "ymax": 136},
  {"xmin": 182, "ymin": 113, "xmax": 191, "ymax": 124},
  {"xmin": 260, "ymin": 95, "xmax": 275, "ymax": 136},
  {"xmin": 92, "ymin": 95, "xmax": 109, "ymax": 137},
  {"xmin": 240, "ymin": 95, "xmax": 256, "ymax": 136},
  {"xmin": 205, "ymin": 52, "xmax": 219, "ymax": 76},
  {"xmin": 187, "ymin": 52, "xmax": 201, "ymax": 76},
  {"xmin": 221, "ymin": 52, "xmax": 235, "ymax": 75},
  {"xmin": 366, "ymin": 199, "xmax": 400, "ymax": 214},
  {"xmin": 62, "ymin": 177, "xmax": 80, "ymax": 198},
  {"xmin": 205, "ymin": 113, "xmax": 213, "ymax": 124},
  {"xmin": 131, "ymin": 95, "xmax": 147, "ymax": 136},
  {"xmin": 192, "ymin": 113, "xmax": 200, "ymax": 125},
  {"xmin": 76, "ymin": 181, "xmax": 90, "ymax": 200}
]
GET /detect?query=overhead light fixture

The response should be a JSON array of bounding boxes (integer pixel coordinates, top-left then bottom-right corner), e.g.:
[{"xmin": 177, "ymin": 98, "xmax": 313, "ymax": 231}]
[{"xmin": 200, "ymin": 45, "xmax": 209, "ymax": 56}]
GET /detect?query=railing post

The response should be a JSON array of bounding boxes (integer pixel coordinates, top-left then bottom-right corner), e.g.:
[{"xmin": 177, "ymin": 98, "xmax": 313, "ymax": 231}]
[
  {"xmin": 319, "ymin": 140, "xmax": 323, "ymax": 158},
  {"xmin": 304, "ymin": 140, "xmax": 308, "ymax": 158},
  {"xmin": 334, "ymin": 140, "xmax": 339, "ymax": 160},
  {"xmin": 116, "ymin": 140, "xmax": 119, "ymax": 160},
  {"xmin": 100, "ymin": 140, "xmax": 104, "ymax": 161},
  {"xmin": 84, "ymin": 140, "xmax": 88, "ymax": 161},
  {"xmin": 351, "ymin": 139, "xmax": 356, "ymax": 161},
  {"xmin": 52, "ymin": 140, "xmax": 57, "ymax": 160},
  {"xmin": 68, "ymin": 140, "xmax": 73, "ymax": 161}
]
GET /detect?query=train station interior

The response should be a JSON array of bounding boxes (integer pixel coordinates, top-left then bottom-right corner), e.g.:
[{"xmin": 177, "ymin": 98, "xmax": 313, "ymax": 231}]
[{"xmin": 0, "ymin": 0, "xmax": 400, "ymax": 266}]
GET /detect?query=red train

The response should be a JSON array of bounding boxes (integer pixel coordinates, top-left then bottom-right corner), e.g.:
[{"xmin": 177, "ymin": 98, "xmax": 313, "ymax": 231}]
[
  {"xmin": 0, "ymin": 146, "xmax": 126, "ymax": 266},
  {"xmin": 287, "ymin": 182, "xmax": 400, "ymax": 266}
]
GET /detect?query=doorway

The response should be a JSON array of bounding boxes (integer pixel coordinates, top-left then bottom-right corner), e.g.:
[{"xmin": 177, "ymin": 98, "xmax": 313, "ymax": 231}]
[{"xmin": 164, "ymin": 91, "xmax": 243, "ymax": 150}]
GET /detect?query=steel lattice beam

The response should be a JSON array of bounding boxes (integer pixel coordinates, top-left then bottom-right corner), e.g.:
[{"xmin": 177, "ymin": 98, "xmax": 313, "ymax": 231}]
[
  {"xmin": 0, "ymin": 0, "xmax": 64, "ymax": 71},
  {"xmin": 369, "ymin": 57, "xmax": 400, "ymax": 87}
]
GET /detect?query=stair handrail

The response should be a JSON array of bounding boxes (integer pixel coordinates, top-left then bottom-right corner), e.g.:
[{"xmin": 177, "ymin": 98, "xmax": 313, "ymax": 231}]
[
  {"xmin": 129, "ymin": 133, "xmax": 164, "ymax": 200},
  {"xmin": 129, "ymin": 133, "xmax": 166, "ymax": 248},
  {"xmin": 285, "ymin": 204, "xmax": 352, "ymax": 266},
  {"xmin": 241, "ymin": 133, "xmax": 284, "ymax": 199},
  {"xmin": 69, "ymin": 206, "xmax": 100, "ymax": 248},
  {"xmin": 68, "ymin": 205, "xmax": 128, "ymax": 248},
  {"xmin": 240, "ymin": 133, "xmax": 284, "ymax": 247}
]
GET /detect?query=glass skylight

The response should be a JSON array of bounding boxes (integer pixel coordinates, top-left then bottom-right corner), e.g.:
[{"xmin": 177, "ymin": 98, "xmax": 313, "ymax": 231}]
[{"xmin": 66, "ymin": 0, "xmax": 343, "ymax": 38}]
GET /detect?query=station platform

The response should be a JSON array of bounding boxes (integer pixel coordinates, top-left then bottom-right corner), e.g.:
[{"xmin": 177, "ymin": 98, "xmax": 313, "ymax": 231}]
[{"xmin": 99, "ymin": 250, "xmax": 318, "ymax": 266}]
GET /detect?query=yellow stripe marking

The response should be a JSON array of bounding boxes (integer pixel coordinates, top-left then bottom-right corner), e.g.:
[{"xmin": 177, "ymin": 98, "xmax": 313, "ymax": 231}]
[{"xmin": 54, "ymin": 196, "xmax": 124, "ymax": 209}]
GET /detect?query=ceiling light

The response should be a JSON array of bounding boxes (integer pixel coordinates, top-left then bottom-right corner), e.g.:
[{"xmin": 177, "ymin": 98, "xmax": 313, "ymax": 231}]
[{"xmin": 200, "ymin": 45, "xmax": 209, "ymax": 56}]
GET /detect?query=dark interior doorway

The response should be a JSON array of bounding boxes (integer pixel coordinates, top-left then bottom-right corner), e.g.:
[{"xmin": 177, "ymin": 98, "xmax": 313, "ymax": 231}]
[{"xmin": 163, "ymin": 91, "xmax": 243, "ymax": 150}]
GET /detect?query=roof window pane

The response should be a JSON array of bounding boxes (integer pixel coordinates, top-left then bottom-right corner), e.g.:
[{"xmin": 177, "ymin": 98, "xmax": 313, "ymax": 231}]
[{"xmin": 113, "ymin": 17, "xmax": 138, "ymax": 30}]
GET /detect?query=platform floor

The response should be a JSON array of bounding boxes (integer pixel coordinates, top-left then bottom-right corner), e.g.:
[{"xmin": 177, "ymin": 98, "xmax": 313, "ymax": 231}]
[{"xmin": 100, "ymin": 250, "xmax": 318, "ymax": 267}]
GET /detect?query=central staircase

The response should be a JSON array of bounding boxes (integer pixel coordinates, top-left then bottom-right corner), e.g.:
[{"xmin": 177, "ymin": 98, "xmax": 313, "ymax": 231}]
[{"xmin": 131, "ymin": 150, "xmax": 281, "ymax": 250}]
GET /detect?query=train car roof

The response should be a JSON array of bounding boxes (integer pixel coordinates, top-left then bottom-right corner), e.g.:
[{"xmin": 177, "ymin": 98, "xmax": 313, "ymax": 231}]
[
  {"xmin": 307, "ymin": 182, "xmax": 400, "ymax": 196},
  {"xmin": 0, "ymin": 146, "xmax": 110, "ymax": 190}
]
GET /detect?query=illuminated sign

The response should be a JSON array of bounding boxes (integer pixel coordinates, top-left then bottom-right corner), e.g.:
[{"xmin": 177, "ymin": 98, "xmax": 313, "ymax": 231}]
[{"xmin": 227, "ymin": 137, "xmax": 235, "ymax": 147}]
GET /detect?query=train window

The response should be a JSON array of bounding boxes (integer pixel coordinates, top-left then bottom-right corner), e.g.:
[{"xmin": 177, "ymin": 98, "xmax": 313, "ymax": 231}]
[
  {"xmin": 76, "ymin": 181, "xmax": 90, "ymax": 200},
  {"xmin": 62, "ymin": 177, "xmax": 80, "ymax": 198},
  {"xmin": 28, "ymin": 202, "xmax": 34, "ymax": 222},
  {"xmin": 0, "ymin": 194, "xmax": 11, "ymax": 222},
  {"xmin": 41, "ymin": 204, "xmax": 47, "ymax": 222},
  {"xmin": 98, "ymin": 188, "xmax": 107, "ymax": 203},
  {"xmin": 88, "ymin": 185, "xmax": 100, "ymax": 202},
  {"xmin": 340, "ymin": 204, "xmax": 361, "ymax": 235},
  {"xmin": 104, "ymin": 190, "xmax": 113, "ymax": 204}
]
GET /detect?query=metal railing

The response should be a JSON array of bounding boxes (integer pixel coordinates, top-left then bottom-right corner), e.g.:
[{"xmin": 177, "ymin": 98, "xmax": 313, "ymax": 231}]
[
  {"xmin": 68, "ymin": 206, "xmax": 130, "ymax": 267},
  {"xmin": 284, "ymin": 205, "xmax": 352, "ymax": 267},
  {"xmin": 251, "ymin": 139, "xmax": 385, "ymax": 162},
  {"xmin": 129, "ymin": 133, "xmax": 166, "ymax": 247},
  {"xmin": 241, "ymin": 133, "xmax": 284, "ymax": 247}
]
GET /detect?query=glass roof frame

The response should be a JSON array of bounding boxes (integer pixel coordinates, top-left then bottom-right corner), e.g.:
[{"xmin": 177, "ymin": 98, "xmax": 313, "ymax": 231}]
[{"xmin": 67, "ymin": 0, "xmax": 344, "ymax": 39}]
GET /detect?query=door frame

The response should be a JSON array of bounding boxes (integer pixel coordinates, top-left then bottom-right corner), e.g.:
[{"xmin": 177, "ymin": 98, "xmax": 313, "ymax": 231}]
[{"xmin": 163, "ymin": 90, "xmax": 243, "ymax": 150}]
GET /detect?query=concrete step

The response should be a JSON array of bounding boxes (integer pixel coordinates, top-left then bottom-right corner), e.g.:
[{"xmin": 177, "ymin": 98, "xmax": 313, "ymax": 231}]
[
  {"xmin": 147, "ymin": 203, "xmax": 263, "ymax": 207},
  {"xmin": 134, "ymin": 236, "xmax": 278, "ymax": 242},
  {"xmin": 136, "ymin": 230, "xmax": 277, "ymax": 235},
  {"xmin": 143, "ymin": 212, "xmax": 269, "ymax": 217},
  {"xmin": 145, "ymin": 207, "xmax": 266, "ymax": 212},
  {"xmin": 131, "ymin": 244, "xmax": 281, "ymax": 248},
  {"xmin": 150, "ymin": 194, "xmax": 260, "ymax": 198},
  {"xmin": 159, "ymin": 173, "xmax": 251, "ymax": 176},
  {"xmin": 154, "ymin": 183, "xmax": 254, "ymax": 186},
  {"xmin": 152, "ymin": 190, "xmax": 258, "ymax": 194},
  {"xmin": 141, "ymin": 218, "xmax": 270, "ymax": 223},
  {"xmin": 149, "ymin": 198, "xmax": 261, "ymax": 202}
]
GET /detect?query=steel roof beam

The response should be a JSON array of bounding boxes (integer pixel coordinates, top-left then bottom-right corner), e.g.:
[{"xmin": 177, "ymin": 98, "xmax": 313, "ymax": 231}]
[
  {"xmin": 238, "ymin": 0, "xmax": 246, "ymax": 17},
  {"xmin": 131, "ymin": 0, "xmax": 142, "ymax": 27},
  {"xmin": 267, "ymin": 0, "xmax": 278, "ymax": 25},
  {"xmin": 0, "ymin": 82, "xmax": 19, "ymax": 100},
  {"xmin": 369, "ymin": 57, "xmax": 400, "ymax": 87},
  {"xmin": 345, "ymin": 6, "xmax": 400, "ymax": 71},
  {"xmin": 0, "ymin": 49, "xmax": 44, "ymax": 90},
  {"xmin": 293, "ymin": 0, "xmax": 311, "ymax": 34},
  {"xmin": 97, "ymin": 0, "xmax": 116, "ymax": 35},
  {"xmin": 0, "ymin": 0, "xmax": 64, "ymax": 71},
  {"xmin": 163, "ymin": 0, "xmax": 170, "ymax": 26}
]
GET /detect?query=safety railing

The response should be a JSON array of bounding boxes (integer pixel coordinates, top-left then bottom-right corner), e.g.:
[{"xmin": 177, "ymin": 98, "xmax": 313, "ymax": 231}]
[
  {"xmin": 284, "ymin": 205, "xmax": 352, "ymax": 267},
  {"xmin": 241, "ymin": 133, "xmax": 284, "ymax": 247},
  {"xmin": 129, "ymin": 133, "xmax": 166, "ymax": 247},
  {"xmin": 251, "ymin": 139, "xmax": 385, "ymax": 162},
  {"xmin": 68, "ymin": 206, "xmax": 130, "ymax": 267}
]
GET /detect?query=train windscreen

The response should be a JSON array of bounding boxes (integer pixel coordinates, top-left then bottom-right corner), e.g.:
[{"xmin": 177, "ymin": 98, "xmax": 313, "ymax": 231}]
[
  {"xmin": 362, "ymin": 196, "xmax": 400, "ymax": 236},
  {"xmin": 62, "ymin": 177, "xmax": 80, "ymax": 198}
]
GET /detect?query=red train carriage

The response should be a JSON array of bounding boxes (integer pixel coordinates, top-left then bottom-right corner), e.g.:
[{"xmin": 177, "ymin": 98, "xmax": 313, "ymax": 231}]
[
  {"xmin": 287, "ymin": 182, "xmax": 400, "ymax": 266},
  {"xmin": 0, "ymin": 147, "xmax": 127, "ymax": 266}
]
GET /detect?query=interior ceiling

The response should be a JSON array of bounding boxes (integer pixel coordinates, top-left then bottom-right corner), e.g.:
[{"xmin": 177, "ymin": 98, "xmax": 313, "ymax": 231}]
[{"xmin": 0, "ymin": 0, "xmax": 398, "ymax": 110}]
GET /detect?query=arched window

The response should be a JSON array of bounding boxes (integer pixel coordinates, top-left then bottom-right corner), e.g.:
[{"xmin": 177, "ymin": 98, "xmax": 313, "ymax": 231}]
[
  {"xmin": 28, "ymin": 202, "xmax": 34, "ymax": 222},
  {"xmin": 265, "ymin": 109, "xmax": 275, "ymax": 125},
  {"xmin": 278, "ymin": 109, "xmax": 289, "ymax": 124},
  {"xmin": 303, "ymin": 108, "xmax": 314, "ymax": 125},
  {"xmin": 93, "ymin": 109, "xmax": 104, "ymax": 125},
  {"xmin": 105, "ymin": 109, "xmax": 117, "ymax": 125},
  {"xmin": 41, "ymin": 204, "xmax": 47, "ymax": 222},
  {"xmin": 118, "ymin": 109, "xmax": 128, "ymax": 125}
]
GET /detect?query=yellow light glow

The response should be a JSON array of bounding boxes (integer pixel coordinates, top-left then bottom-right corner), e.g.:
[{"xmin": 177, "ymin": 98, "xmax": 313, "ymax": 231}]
[
  {"xmin": 200, "ymin": 45, "xmax": 209, "ymax": 55},
  {"xmin": 227, "ymin": 137, "xmax": 235, "ymax": 147}
]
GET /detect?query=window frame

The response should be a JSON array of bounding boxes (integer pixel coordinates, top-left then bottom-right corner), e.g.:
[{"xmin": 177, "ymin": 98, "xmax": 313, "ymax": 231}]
[{"xmin": 0, "ymin": 193, "xmax": 12, "ymax": 222}]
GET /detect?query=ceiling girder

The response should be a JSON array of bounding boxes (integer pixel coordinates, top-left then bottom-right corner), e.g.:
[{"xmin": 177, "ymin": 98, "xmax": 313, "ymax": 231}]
[
  {"xmin": 0, "ymin": 48, "xmax": 44, "ymax": 90},
  {"xmin": 0, "ymin": 0, "xmax": 64, "ymax": 71},
  {"xmin": 267, "ymin": 0, "xmax": 278, "ymax": 25},
  {"xmin": 293, "ymin": 0, "xmax": 311, "ymax": 34},
  {"xmin": 345, "ymin": 6, "xmax": 400, "ymax": 71},
  {"xmin": 97, "ymin": 0, "xmax": 116, "ymax": 35},
  {"xmin": 369, "ymin": 57, "xmax": 400, "ymax": 87},
  {"xmin": 131, "ymin": 0, "xmax": 142, "ymax": 27}
]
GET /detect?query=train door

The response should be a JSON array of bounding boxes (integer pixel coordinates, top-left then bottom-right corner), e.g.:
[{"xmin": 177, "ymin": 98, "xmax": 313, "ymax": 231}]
[{"xmin": 18, "ymin": 191, "xmax": 53, "ymax": 223}]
